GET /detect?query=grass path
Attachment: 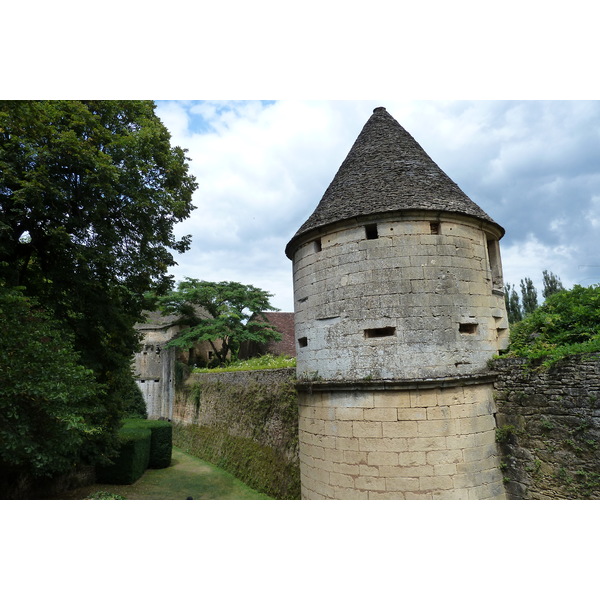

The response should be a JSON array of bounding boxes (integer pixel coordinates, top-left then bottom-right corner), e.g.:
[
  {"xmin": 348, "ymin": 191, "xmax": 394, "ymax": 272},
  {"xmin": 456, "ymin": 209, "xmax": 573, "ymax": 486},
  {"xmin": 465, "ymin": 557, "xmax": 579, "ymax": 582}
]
[{"xmin": 56, "ymin": 447, "xmax": 272, "ymax": 500}]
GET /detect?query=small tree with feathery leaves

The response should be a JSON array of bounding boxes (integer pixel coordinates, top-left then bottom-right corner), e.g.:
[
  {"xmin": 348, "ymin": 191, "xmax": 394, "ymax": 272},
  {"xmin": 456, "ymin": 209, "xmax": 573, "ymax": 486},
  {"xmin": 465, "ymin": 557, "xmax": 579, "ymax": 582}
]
[{"xmin": 156, "ymin": 279, "xmax": 282, "ymax": 366}]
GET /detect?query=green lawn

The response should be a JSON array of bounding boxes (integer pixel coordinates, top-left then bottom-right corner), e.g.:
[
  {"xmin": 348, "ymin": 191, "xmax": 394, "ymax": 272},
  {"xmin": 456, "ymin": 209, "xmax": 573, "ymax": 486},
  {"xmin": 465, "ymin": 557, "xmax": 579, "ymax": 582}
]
[{"xmin": 57, "ymin": 447, "xmax": 273, "ymax": 500}]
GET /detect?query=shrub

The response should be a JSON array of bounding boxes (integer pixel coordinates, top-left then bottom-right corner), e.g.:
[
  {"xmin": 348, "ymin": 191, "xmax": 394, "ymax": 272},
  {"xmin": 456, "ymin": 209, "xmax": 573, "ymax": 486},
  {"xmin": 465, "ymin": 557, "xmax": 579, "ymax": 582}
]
[
  {"xmin": 122, "ymin": 418, "xmax": 172, "ymax": 469},
  {"xmin": 0, "ymin": 286, "xmax": 106, "ymax": 492},
  {"xmin": 96, "ymin": 427, "xmax": 151, "ymax": 485},
  {"xmin": 505, "ymin": 284, "xmax": 600, "ymax": 368}
]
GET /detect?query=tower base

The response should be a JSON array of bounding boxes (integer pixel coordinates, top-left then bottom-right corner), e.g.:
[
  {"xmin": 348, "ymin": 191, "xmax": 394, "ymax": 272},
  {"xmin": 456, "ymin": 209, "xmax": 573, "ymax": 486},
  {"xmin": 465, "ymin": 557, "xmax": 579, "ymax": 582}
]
[{"xmin": 297, "ymin": 376, "xmax": 506, "ymax": 499}]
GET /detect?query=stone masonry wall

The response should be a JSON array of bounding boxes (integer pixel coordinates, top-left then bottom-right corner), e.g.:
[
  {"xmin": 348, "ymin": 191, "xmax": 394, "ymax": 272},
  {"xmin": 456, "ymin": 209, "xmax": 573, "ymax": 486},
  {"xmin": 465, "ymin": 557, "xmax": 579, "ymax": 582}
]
[
  {"xmin": 493, "ymin": 353, "xmax": 600, "ymax": 499},
  {"xmin": 293, "ymin": 214, "xmax": 508, "ymax": 381},
  {"xmin": 172, "ymin": 368, "xmax": 300, "ymax": 499},
  {"xmin": 297, "ymin": 380, "xmax": 506, "ymax": 499}
]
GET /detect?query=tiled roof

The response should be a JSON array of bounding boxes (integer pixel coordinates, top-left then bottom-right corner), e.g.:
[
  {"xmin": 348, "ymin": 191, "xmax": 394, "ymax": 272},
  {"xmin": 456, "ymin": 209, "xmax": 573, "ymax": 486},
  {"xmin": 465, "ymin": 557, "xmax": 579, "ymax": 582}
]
[{"xmin": 286, "ymin": 107, "xmax": 503, "ymax": 257}]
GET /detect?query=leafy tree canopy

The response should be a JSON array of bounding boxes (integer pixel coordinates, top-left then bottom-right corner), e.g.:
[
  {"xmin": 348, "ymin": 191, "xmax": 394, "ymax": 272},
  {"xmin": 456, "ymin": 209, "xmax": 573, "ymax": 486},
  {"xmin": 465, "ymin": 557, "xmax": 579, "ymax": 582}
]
[
  {"xmin": 520, "ymin": 277, "xmax": 539, "ymax": 316},
  {"xmin": 156, "ymin": 278, "xmax": 282, "ymax": 365},
  {"xmin": 542, "ymin": 269, "xmax": 565, "ymax": 299},
  {"xmin": 0, "ymin": 286, "xmax": 107, "ymax": 487},
  {"xmin": 0, "ymin": 100, "xmax": 197, "ymax": 408},
  {"xmin": 506, "ymin": 284, "xmax": 600, "ymax": 368}
]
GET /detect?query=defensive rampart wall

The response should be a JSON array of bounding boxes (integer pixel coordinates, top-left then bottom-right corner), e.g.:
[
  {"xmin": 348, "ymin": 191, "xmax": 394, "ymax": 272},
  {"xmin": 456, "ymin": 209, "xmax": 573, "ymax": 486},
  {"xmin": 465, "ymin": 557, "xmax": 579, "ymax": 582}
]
[
  {"xmin": 493, "ymin": 353, "xmax": 600, "ymax": 499},
  {"xmin": 171, "ymin": 368, "xmax": 300, "ymax": 499}
]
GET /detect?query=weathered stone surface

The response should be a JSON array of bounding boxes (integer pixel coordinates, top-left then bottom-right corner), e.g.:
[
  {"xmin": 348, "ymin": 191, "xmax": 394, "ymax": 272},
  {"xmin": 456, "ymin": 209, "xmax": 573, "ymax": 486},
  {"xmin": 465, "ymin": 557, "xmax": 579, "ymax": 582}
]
[{"xmin": 493, "ymin": 353, "xmax": 600, "ymax": 500}]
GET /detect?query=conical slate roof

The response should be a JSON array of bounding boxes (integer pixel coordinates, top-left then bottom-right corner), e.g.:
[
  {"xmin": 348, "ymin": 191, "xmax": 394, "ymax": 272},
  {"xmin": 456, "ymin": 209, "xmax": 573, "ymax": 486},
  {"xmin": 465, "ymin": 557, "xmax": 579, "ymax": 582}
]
[{"xmin": 286, "ymin": 107, "xmax": 502, "ymax": 257}]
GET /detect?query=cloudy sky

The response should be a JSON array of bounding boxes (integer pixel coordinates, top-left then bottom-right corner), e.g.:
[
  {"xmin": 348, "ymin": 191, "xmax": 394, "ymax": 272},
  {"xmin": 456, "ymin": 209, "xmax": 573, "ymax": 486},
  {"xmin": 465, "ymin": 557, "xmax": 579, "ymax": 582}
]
[{"xmin": 155, "ymin": 100, "xmax": 600, "ymax": 313}]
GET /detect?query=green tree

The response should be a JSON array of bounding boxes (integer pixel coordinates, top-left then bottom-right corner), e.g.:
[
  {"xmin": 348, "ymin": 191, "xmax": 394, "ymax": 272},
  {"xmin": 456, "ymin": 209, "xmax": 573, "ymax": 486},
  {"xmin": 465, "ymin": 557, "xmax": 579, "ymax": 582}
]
[
  {"xmin": 542, "ymin": 269, "xmax": 565, "ymax": 299},
  {"xmin": 507, "ymin": 284, "xmax": 600, "ymax": 366},
  {"xmin": 0, "ymin": 101, "xmax": 197, "ymax": 431},
  {"xmin": 504, "ymin": 283, "xmax": 522, "ymax": 324},
  {"xmin": 0, "ymin": 286, "xmax": 106, "ymax": 494},
  {"xmin": 520, "ymin": 277, "xmax": 539, "ymax": 316},
  {"xmin": 157, "ymin": 279, "xmax": 282, "ymax": 365}
]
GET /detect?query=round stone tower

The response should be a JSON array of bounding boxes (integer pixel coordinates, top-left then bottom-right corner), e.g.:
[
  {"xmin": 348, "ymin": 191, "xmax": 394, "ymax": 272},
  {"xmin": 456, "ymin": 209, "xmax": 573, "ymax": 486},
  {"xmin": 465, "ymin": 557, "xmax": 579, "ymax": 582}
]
[{"xmin": 285, "ymin": 107, "xmax": 509, "ymax": 499}]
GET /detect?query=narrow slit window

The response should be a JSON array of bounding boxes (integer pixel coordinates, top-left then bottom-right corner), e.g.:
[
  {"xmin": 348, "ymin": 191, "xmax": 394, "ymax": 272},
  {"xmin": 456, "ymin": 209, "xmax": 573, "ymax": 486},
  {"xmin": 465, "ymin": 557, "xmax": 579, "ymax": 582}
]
[
  {"xmin": 459, "ymin": 323, "xmax": 478, "ymax": 334},
  {"xmin": 430, "ymin": 222, "xmax": 440, "ymax": 234},
  {"xmin": 298, "ymin": 337, "xmax": 308, "ymax": 348},
  {"xmin": 365, "ymin": 224, "xmax": 379, "ymax": 240},
  {"xmin": 364, "ymin": 326, "xmax": 396, "ymax": 338},
  {"xmin": 314, "ymin": 239, "xmax": 322, "ymax": 252},
  {"xmin": 486, "ymin": 237, "xmax": 503, "ymax": 290}
]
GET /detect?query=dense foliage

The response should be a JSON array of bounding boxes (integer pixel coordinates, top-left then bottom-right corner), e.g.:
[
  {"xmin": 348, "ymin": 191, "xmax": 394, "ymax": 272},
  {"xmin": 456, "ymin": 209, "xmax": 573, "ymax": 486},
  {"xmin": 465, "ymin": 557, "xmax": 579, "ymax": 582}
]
[
  {"xmin": 0, "ymin": 287, "xmax": 105, "ymax": 483},
  {"xmin": 194, "ymin": 353, "xmax": 296, "ymax": 373},
  {"xmin": 157, "ymin": 278, "xmax": 282, "ymax": 365},
  {"xmin": 0, "ymin": 101, "xmax": 196, "ymax": 488},
  {"xmin": 505, "ymin": 284, "xmax": 600, "ymax": 367}
]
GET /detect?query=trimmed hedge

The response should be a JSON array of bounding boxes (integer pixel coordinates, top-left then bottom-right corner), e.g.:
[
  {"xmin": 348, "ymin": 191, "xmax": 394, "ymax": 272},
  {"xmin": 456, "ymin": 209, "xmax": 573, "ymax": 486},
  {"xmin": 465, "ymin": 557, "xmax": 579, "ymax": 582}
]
[
  {"xmin": 96, "ymin": 428, "xmax": 151, "ymax": 485},
  {"xmin": 139, "ymin": 420, "xmax": 173, "ymax": 469},
  {"xmin": 96, "ymin": 419, "xmax": 173, "ymax": 485},
  {"xmin": 122, "ymin": 419, "xmax": 173, "ymax": 469}
]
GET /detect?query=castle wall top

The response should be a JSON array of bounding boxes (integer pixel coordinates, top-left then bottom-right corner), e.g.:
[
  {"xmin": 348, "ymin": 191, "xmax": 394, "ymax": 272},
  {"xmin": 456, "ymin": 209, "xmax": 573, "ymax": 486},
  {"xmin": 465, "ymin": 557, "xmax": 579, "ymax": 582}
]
[{"xmin": 286, "ymin": 107, "xmax": 503, "ymax": 258}]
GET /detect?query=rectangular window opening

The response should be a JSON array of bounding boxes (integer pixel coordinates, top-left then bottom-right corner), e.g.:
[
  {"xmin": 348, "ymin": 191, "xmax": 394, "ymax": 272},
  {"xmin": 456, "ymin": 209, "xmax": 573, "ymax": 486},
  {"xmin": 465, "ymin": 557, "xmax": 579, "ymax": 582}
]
[
  {"xmin": 364, "ymin": 326, "xmax": 396, "ymax": 339},
  {"xmin": 486, "ymin": 237, "xmax": 503, "ymax": 290},
  {"xmin": 430, "ymin": 222, "xmax": 440, "ymax": 234},
  {"xmin": 459, "ymin": 323, "xmax": 478, "ymax": 334},
  {"xmin": 314, "ymin": 239, "xmax": 322, "ymax": 252},
  {"xmin": 298, "ymin": 337, "xmax": 308, "ymax": 348},
  {"xmin": 365, "ymin": 224, "xmax": 379, "ymax": 240}
]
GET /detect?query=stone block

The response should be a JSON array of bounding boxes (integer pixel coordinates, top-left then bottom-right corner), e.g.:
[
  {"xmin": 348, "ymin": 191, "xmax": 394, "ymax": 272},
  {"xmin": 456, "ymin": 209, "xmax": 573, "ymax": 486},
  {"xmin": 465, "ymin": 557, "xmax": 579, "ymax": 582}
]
[
  {"xmin": 336, "ymin": 407, "xmax": 364, "ymax": 421},
  {"xmin": 323, "ymin": 448, "xmax": 345, "ymax": 463},
  {"xmin": 367, "ymin": 490, "xmax": 406, "ymax": 499},
  {"xmin": 329, "ymin": 471, "xmax": 356, "ymax": 488},
  {"xmin": 358, "ymin": 437, "xmax": 409, "ymax": 452},
  {"xmin": 343, "ymin": 450, "xmax": 368, "ymax": 465},
  {"xmin": 354, "ymin": 476, "xmax": 387, "ymax": 491},
  {"xmin": 300, "ymin": 442, "xmax": 325, "ymax": 460},
  {"xmin": 334, "ymin": 487, "xmax": 369, "ymax": 500},
  {"xmin": 431, "ymin": 488, "xmax": 470, "ymax": 499},
  {"xmin": 417, "ymin": 419, "xmax": 458, "ymax": 437},
  {"xmin": 331, "ymin": 461, "xmax": 360, "ymax": 476},
  {"xmin": 433, "ymin": 463, "xmax": 458, "ymax": 476},
  {"xmin": 426, "ymin": 406, "xmax": 451, "ymax": 420},
  {"xmin": 397, "ymin": 451, "xmax": 427, "ymax": 466},
  {"xmin": 359, "ymin": 464, "xmax": 380, "ymax": 476},
  {"xmin": 312, "ymin": 406, "xmax": 337, "ymax": 421},
  {"xmin": 363, "ymin": 407, "xmax": 398, "ymax": 421},
  {"xmin": 302, "ymin": 463, "xmax": 330, "ymax": 485},
  {"xmin": 336, "ymin": 436, "xmax": 360, "ymax": 451},
  {"xmin": 385, "ymin": 477, "xmax": 420, "ymax": 492},
  {"xmin": 457, "ymin": 414, "xmax": 496, "ymax": 435},
  {"xmin": 426, "ymin": 449, "xmax": 464, "ymax": 465},
  {"xmin": 378, "ymin": 464, "xmax": 434, "ymax": 477},
  {"xmin": 323, "ymin": 420, "xmax": 354, "ymax": 437},
  {"xmin": 404, "ymin": 491, "xmax": 434, "ymax": 499},
  {"xmin": 397, "ymin": 407, "xmax": 427, "ymax": 421},
  {"xmin": 410, "ymin": 389, "xmax": 438, "ymax": 408},
  {"xmin": 382, "ymin": 421, "xmax": 419, "ymax": 437},
  {"xmin": 409, "ymin": 436, "xmax": 447, "ymax": 451},
  {"xmin": 353, "ymin": 421, "xmax": 383, "ymax": 438},
  {"xmin": 373, "ymin": 391, "xmax": 411, "ymax": 408},
  {"xmin": 419, "ymin": 475, "xmax": 454, "ymax": 491},
  {"xmin": 308, "ymin": 479, "xmax": 336, "ymax": 499},
  {"xmin": 462, "ymin": 443, "xmax": 499, "ymax": 464},
  {"xmin": 367, "ymin": 451, "xmax": 399, "ymax": 466}
]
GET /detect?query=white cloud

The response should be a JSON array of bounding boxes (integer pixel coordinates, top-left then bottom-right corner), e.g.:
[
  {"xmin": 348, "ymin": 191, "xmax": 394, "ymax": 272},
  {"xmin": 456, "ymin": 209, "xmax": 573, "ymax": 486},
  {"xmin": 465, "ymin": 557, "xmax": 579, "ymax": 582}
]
[
  {"xmin": 157, "ymin": 100, "xmax": 600, "ymax": 312},
  {"xmin": 501, "ymin": 233, "xmax": 577, "ymax": 298}
]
